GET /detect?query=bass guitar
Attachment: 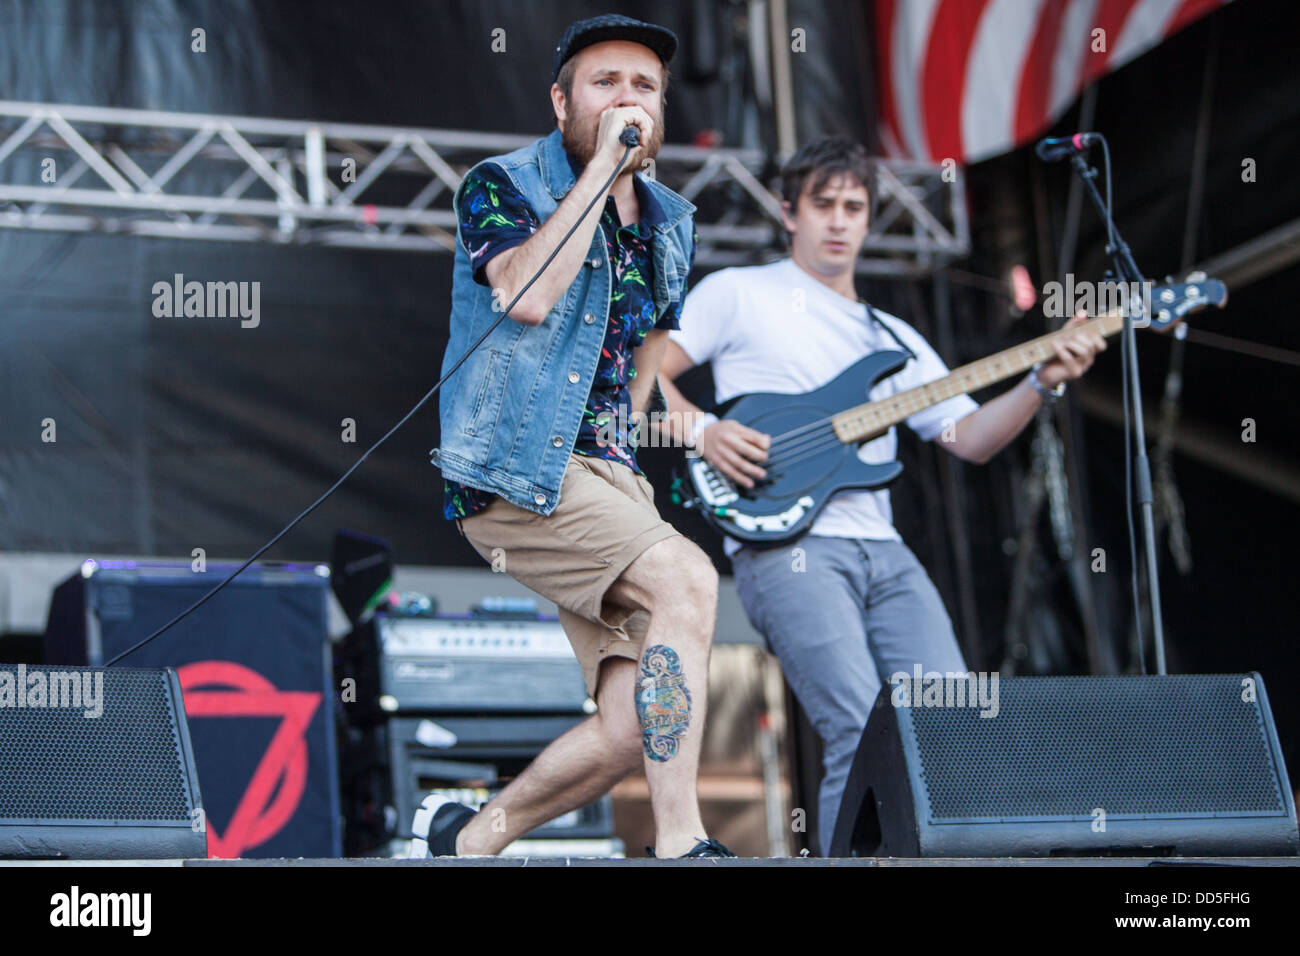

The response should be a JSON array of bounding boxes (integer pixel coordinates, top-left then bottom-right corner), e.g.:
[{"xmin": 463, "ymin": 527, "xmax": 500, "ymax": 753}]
[{"xmin": 672, "ymin": 277, "xmax": 1227, "ymax": 544}]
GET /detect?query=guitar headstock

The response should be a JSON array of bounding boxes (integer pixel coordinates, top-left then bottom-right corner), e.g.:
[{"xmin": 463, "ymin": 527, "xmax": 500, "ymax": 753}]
[{"xmin": 1149, "ymin": 272, "xmax": 1228, "ymax": 331}]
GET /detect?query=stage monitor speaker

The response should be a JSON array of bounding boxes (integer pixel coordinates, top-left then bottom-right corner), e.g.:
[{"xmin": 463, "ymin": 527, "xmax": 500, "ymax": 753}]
[
  {"xmin": 0, "ymin": 665, "xmax": 206, "ymax": 860},
  {"xmin": 43, "ymin": 560, "xmax": 341, "ymax": 859},
  {"xmin": 830, "ymin": 673, "xmax": 1299, "ymax": 858}
]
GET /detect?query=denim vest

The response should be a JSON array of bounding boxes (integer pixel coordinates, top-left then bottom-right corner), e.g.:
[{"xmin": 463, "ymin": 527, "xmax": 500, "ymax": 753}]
[{"xmin": 431, "ymin": 128, "xmax": 696, "ymax": 515}]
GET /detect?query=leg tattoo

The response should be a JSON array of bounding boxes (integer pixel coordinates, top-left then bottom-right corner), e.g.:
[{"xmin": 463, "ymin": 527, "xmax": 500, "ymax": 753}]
[{"xmin": 636, "ymin": 644, "xmax": 692, "ymax": 762}]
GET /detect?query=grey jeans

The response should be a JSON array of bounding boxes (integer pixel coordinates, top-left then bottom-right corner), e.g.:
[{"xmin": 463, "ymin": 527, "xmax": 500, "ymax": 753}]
[{"xmin": 731, "ymin": 536, "xmax": 967, "ymax": 856}]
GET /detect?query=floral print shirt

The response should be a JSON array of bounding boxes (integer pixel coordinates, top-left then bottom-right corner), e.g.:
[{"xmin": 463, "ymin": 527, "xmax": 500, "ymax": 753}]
[{"xmin": 443, "ymin": 156, "xmax": 695, "ymax": 521}]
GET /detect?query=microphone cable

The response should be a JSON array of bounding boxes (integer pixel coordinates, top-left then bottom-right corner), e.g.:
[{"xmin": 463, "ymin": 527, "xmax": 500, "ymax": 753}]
[{"xmin": 105, "ymin": 134, "xmax": 640, "ymax": 666}]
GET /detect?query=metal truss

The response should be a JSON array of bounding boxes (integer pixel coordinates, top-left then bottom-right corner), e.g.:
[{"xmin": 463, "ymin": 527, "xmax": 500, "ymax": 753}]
[{"xmin": 0, "ymin": 101, "xmax": 967, "ymax": 275}]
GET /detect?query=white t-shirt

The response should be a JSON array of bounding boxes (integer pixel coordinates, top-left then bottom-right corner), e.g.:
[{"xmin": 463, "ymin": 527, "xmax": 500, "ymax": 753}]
[{"xmin": 671, "ymin": 257, "xmax": 979, "ymax": 556}]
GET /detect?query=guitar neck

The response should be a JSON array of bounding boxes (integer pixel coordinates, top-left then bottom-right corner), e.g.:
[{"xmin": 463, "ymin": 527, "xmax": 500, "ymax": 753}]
[{"xmin": 832, "ymin": 309, "xmax": 1129, "ymax": 443}]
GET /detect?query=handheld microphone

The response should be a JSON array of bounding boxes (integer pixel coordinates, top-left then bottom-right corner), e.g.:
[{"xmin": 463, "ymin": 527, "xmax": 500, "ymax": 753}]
[
  {"xmin": 619, "ymin": 124, "xmax": 641, "ymax": 147},
  {"xmin": 1035, "ymin": 132, "xmax": 1098, "ymax": 162}
]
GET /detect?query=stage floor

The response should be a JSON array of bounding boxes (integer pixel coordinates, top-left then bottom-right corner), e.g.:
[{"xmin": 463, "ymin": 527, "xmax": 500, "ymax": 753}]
[{"xmin": 4, "ymin": 856, "xmax": 1298, "ymax": 867}]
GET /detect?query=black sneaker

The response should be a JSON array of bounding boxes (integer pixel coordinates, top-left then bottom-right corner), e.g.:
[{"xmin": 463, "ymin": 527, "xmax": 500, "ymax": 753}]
[
  {"xmin": 646, "ymin": 838, "xmax": 738, "ymax": 859},
  {"xmin": 409, "ymin": 793, "xmax": 477, "ymax": 857}
]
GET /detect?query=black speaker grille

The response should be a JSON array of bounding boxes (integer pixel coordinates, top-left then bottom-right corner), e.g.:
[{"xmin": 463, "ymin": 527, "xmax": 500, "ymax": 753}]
[
  {"xmin": 0, "ymin": 667, "xmax": 193, "ymax": 822},
  {"xmin": 907, "ymin": 675, "xmax": 1285, "ymax": 821}
]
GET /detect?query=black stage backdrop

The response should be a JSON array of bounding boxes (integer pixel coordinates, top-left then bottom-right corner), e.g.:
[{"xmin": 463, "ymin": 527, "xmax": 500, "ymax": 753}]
[{"xmin": 0, "ymin": 0, "xmax": 868, "ymax": 566}]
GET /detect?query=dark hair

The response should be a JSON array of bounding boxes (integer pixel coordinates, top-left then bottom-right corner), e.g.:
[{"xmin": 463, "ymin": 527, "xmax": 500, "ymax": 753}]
[{"xmin": 779, "ymin": 137, "xmax": 878, "ymax": 218}]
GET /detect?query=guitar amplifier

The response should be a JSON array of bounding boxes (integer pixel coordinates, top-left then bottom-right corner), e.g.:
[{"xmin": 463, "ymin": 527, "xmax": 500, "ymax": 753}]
[
  {"xmin": 337, "ymin": 611, "xmax": 591, "ymax": 720},
  {"xmin": 340, "ymin": 714, "xmax": 618, "ymax": 857}
]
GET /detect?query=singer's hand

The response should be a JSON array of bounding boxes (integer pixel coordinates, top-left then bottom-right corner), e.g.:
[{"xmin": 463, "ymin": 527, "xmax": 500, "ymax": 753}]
[{"xmin": 596, "ymin": 105, "xmax": 653, "ymax": 169}]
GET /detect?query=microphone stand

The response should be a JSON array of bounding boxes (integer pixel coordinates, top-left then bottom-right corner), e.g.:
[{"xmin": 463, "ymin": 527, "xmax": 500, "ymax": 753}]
[{"xmin": 1067, "ymin": 143, "xmax": 1167, "ymax": 674}]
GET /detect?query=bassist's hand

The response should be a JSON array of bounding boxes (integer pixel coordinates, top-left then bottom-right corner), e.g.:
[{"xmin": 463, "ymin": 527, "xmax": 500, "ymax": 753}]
[
  {"xmin": 698, "ymin": 420, "xmax": 770, "ymax": 489},
  {"xmin": 1036, "ymin": 309, "xmax": 1106, "ymax": 387}
]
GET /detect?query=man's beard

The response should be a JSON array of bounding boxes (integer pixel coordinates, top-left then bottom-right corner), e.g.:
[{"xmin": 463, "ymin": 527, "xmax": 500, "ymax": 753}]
[{"xmin": 561, "ymin": 104, "xmax": 664, "ymax": 174}]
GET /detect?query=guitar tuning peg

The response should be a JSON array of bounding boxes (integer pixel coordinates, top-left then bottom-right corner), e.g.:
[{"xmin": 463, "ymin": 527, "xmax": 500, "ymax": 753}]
[{"xmin": 1186, "ymin": 270, "xmax": 1207, "ymax": 283}]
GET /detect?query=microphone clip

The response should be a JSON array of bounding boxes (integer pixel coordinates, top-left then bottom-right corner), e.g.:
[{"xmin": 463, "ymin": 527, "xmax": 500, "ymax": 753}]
[{"xmin": 1035, "ymin": 132, "xmax": 1099, "ymax": 163}]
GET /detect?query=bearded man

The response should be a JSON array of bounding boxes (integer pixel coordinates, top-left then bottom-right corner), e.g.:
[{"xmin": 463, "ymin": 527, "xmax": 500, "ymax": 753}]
[{"xmin": 422, "ymin": 14, "xmax": 733, "ymax": 860}]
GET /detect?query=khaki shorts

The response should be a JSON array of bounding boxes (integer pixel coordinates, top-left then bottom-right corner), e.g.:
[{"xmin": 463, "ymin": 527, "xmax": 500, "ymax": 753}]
[{"xmin": 457, "ymin": 453, "xmax": 681, "ymax": 697}]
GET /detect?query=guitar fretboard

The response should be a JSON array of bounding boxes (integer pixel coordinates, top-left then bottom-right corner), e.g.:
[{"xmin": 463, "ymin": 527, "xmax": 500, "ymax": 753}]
[{"xmin": 831, "ymin": 309, "xmax": 1129, "ymax": 443}]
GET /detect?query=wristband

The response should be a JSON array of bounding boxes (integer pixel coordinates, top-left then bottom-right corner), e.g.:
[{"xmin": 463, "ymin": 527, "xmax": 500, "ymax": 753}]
[
  {"xmin": 1029, "ymin": 363, "xmax": 1066, "ymax": 404},
  {"xmin": 689, "ymin": 412, "xmax": 719, "ymax": 448}
]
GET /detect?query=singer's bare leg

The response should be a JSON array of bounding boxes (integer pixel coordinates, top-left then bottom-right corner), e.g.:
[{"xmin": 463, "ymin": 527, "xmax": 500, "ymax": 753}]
[{"xmin": 455, "ymin": 535, "xmax": 717, "ymax": 857}]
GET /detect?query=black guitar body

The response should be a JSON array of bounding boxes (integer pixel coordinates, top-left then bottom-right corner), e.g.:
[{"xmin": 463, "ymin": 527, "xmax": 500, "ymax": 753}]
[{"xmin": 680, "ymin": 350, "xmax": 909, "ymax": 543}]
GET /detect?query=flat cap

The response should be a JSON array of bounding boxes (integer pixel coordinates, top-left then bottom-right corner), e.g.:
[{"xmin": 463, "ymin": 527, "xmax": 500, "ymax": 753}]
[{"xmin": 553, "ymin": 14, "xmax": 677, "ymax": 82}]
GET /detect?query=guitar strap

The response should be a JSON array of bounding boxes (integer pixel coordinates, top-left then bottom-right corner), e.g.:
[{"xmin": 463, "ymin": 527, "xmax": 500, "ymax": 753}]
[{"xmin": 860, "ymin": 299, "xmax": 919, "ymax": 362}]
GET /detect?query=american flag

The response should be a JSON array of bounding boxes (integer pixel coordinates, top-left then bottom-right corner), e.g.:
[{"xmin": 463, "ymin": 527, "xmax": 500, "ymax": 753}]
[{"xmin": 875, "ymin": 0, "xmax": 1231, "ymax": 164}]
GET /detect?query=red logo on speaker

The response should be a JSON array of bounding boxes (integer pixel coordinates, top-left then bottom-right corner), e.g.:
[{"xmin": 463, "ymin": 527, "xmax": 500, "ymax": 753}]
[{"xmin": 177, "ymin": 661, "xmax": 321, "ymax": 858}]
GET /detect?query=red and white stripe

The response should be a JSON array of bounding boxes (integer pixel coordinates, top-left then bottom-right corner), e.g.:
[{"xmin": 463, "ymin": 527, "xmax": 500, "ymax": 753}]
[{"xmin": 875, "ymin": 0, "xmax": 1231, "ymax": 165}]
